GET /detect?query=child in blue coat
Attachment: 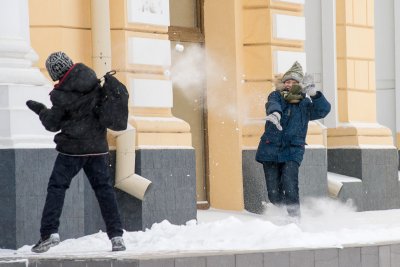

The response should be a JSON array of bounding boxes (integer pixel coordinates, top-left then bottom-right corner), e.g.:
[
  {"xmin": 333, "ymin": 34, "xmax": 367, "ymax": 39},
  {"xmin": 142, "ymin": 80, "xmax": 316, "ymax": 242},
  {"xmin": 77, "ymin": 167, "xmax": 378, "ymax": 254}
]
[{"xmin": 256, "ymin": 61, "xmax": 331, "ymax": 218}]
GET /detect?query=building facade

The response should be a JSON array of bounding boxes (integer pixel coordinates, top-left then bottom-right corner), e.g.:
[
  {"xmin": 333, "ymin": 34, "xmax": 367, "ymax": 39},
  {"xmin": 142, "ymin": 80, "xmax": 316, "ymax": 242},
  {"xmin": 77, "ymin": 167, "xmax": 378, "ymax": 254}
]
[{"xmin": 0, "ymin": 0, "xmax": 399, "ymax": 249}]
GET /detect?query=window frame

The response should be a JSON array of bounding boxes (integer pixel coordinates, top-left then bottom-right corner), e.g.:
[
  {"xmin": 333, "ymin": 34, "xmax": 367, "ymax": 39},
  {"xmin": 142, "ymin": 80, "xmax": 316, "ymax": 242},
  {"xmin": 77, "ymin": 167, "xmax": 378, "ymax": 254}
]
[{"xmin": 168, "ymin": 0, "xmax": 204, "ymax": 43}]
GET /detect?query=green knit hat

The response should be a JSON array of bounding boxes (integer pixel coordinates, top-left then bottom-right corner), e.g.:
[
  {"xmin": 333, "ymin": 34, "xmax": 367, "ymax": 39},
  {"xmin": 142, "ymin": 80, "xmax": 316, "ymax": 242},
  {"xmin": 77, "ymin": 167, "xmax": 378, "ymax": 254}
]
[{"xmin": 281, "ymin": 61, "xmax": 304, "ymax": 83}]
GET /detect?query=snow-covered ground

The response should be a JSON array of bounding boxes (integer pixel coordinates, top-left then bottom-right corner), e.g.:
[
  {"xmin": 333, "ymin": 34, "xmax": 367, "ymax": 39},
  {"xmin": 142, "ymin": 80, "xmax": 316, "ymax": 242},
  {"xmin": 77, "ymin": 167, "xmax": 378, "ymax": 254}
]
[{"xmin": 2, "ymin": 198, "xmax": 400, "ymax": 258}]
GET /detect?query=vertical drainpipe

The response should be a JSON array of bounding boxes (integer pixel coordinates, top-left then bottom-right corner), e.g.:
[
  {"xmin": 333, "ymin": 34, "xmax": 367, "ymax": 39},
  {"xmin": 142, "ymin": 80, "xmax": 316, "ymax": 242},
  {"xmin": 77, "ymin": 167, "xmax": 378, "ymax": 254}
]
[
  {"xmin": 395, "ymin": 0, "xmax": 400, "ymax": 148},
  {"xmin": 90, "ymin": 0, "xmax": 151, "ymax": 200},
  {"xmin": 91, "ymin": 0, "xmax": 112, "ymax": 74},
  {"xmin": 321, "ymin": 0, "xmax": 338, "ymax": 129}
]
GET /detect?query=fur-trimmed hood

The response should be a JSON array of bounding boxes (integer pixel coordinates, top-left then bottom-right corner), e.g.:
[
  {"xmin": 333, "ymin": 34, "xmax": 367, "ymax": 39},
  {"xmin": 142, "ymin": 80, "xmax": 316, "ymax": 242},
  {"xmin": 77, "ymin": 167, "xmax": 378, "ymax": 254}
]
[
  {"xmin": 273, "ymin": 74, "xmax": 287, "ymax": 92},
  {"xmin": 274, "ymin": 81, "xmax": 286, "ymax": 92}
]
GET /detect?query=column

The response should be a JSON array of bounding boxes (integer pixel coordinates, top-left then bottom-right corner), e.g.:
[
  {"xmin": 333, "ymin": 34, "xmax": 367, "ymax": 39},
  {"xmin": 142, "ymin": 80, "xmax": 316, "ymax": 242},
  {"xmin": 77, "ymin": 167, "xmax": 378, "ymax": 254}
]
[
  {"xmin": 0, "ymin": 0, "xmax": 57, "ymax": 249},
  {"xmin": 0, "ymin": 0, "xmax": 53, "ymax": 147}
]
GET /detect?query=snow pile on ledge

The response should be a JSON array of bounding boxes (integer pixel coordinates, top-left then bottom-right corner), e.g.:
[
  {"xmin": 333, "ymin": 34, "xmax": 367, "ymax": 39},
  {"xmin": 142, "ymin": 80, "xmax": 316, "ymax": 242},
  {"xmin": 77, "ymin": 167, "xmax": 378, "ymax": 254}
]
[{"xmin": 2, "ymin": 198, "xmax": 400, "ymax": 257}]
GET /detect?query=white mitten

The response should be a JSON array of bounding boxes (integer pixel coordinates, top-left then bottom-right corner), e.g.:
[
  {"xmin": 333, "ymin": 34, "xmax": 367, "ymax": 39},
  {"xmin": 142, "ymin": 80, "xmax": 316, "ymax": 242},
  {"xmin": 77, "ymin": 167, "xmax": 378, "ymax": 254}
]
[
  {"xmin": 301, "ymin": 73, "xmax": 317, "ymax": 97},
  {"xmin": 303, "ymin": 84, "xmax": 317, "ymax": 97},
  {"xmin": 266, "ymin": 111, "xmax": 282, "ymax": 131}
]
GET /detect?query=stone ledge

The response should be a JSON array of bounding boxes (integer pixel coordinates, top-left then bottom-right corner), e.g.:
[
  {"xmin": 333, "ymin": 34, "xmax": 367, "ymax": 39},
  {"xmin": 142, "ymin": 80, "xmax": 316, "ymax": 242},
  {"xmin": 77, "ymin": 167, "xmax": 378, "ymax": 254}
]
[{"xmin": 2, "ymin": 243, "xmax": 400, "ymax": 267}]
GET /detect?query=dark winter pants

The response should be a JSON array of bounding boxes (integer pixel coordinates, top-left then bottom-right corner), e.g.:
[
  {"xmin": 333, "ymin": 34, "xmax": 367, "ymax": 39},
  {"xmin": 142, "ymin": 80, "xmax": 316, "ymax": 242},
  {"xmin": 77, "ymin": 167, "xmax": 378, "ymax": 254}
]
[
  {"xmin": 262, "ymin": 161, "xmax": 300, "ymax": 217},
  {"xmin": 40, "ymin": 153, "xmax": 123, "ymax": 239}
]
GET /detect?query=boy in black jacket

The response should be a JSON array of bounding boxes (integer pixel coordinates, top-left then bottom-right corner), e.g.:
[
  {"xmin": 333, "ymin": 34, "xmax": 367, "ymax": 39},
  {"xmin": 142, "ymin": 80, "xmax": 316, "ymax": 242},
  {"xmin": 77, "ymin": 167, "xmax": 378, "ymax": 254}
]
[{"xmin": 27, "ymin": 51, "xmax": 125, "ymax": 253}]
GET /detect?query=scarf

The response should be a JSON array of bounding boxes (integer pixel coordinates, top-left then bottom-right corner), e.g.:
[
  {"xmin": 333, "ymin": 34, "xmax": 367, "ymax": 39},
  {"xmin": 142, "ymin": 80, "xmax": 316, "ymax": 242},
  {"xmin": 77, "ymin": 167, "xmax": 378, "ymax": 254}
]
[{"xmin": 280, "ymin": 84, "xmax": 304, "ymax": 103}]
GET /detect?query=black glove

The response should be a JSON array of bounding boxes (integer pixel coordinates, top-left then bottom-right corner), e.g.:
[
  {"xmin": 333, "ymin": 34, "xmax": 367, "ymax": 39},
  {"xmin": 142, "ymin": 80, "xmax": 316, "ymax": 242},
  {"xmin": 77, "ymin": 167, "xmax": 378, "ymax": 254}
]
[{"xmin": 26, "ymin": 100, "xmax": 47, "ymax": 115}]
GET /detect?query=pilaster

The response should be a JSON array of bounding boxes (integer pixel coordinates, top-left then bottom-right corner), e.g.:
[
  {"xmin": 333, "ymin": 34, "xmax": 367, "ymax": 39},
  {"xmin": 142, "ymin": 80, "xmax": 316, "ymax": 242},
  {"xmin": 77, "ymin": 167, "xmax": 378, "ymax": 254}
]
[
  {"xmin": 241, "ymin": 0, "xmax": 329, "ymax": 213},
  {"xmin": 204, "ymin": 0, "xmax": 245, "ymax": 210},
  {"xmin": 329, "ymin": 0, "xmax": 393, "ymax": 146},
  {"xmin": 243, "ymin": 0, "xmax": 316, "ymax": 146},
  {"xmin": 326, "ymin": 0, "xmax": 400, "ymax": 211}
]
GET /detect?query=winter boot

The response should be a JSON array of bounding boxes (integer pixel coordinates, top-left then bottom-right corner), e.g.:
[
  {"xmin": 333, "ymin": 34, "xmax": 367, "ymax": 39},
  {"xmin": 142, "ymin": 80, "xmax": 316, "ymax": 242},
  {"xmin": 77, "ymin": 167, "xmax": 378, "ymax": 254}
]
[
  {"xmin": 31, "ymin": 233, "xmax": 60, "ymax": 253},
  {"xmin": 111, "ymin": 236, "xmax": 126, "ymax": 251},
  {"xmin": 287, "ymin": 204, "xmax": 301, "ymax": 218}
]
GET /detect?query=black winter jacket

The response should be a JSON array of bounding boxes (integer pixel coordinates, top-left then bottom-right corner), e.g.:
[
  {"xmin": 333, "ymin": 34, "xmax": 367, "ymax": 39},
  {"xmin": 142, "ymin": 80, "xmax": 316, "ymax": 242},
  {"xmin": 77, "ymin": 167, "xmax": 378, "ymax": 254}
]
[{"xmin": 39, "ymin": 63, "xmax": 108, "ymax": 155}]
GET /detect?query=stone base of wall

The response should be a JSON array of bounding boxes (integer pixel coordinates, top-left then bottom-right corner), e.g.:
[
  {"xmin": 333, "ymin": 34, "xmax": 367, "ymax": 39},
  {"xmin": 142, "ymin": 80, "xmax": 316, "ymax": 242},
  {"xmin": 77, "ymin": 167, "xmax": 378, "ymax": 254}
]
[
  {"xmin": 328, "ymin": 148, "xmax": 400, "ymax": 211},
  {"xmin": 0, "ymin": 149, "xmax": 85, "ymax": 249},
  {"xmin": 2, "ymin": 243, "xmax": 400, "ymax": 267},
  {"xmin": 0, "ymin": 148, "xmax": 196, "ymax": 249},
  {"xmin": 85, "ymin": 149, "xmax": 197, "ymax": 233},
  {"xmin": 242, "ymin": 148, "xmax": 328, "ymax": 214},
  {"xmin": 242, "ymin": 150, "xmax": 266, "ymax": 214}
]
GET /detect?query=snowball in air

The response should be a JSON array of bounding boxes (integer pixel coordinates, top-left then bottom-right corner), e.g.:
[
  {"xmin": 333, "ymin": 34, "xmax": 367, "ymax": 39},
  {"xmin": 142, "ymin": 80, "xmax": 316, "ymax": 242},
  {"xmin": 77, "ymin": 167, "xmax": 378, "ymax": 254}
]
[
  {"xmin": 164, "ymin": 69, "xmax": 171, "ymax": 77},
  {"xmin": 175, "ymin": 44, "xmax": 184, "ymax": 52}
]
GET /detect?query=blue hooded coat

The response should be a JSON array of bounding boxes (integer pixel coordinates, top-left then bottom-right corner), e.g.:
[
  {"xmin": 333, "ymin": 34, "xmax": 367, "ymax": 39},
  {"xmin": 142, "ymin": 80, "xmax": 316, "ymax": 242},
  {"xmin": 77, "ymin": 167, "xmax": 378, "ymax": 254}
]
[{"xmin": 256, "ymin": 90, "xmax": 331, "ymax": 164}]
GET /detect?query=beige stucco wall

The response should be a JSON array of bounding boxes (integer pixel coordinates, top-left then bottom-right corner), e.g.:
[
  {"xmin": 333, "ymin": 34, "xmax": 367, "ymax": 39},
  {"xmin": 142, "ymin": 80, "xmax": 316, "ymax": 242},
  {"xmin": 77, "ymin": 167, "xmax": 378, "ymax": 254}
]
[
  {"xmin": 29, "ymin": 0, "xmax": 92, "ymax": 79},
  {"xmin": 29, "ymin": 0, "xmax": 191, "ymax": 148},
  {"xmin": 29, "ymin": 0, "xmax": 389, "ymax": 211},
  {"xmin": 109, "ymin": 0, "xmax": 191, "ymax": 147},
  {"xmin": 240, "ymin": 1, "xmax": 326, "ymax": 206},
  {"xmin": 242, "ymin": 0, "xmax": 326, "ymax": 147}
]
